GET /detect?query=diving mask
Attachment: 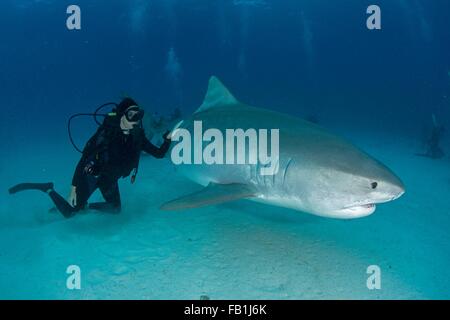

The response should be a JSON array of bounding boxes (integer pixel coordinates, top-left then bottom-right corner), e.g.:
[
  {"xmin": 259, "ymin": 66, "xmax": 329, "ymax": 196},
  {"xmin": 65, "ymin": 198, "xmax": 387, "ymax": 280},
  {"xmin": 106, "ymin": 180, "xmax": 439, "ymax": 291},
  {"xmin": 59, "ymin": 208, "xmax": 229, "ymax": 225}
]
[{"xmin": 124, "ymin": 106, "xmax": 145, "ymax": 123}]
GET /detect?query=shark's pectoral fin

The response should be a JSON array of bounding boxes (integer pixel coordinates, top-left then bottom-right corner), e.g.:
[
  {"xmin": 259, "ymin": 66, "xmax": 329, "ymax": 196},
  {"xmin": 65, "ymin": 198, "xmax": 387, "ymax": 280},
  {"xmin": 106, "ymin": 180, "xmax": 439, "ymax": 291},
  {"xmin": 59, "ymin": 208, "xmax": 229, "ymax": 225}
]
[{"xmin": 160, "ymin": 183, "xmax": 257, "ymax": 211}]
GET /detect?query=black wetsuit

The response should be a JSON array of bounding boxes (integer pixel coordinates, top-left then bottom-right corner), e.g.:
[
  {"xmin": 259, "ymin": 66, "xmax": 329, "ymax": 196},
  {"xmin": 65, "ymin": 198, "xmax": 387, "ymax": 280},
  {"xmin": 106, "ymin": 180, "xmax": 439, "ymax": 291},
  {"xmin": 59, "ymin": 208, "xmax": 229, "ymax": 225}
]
[{"xmin": 10, "ymin": 115, "xmax": 171, "ymax": 218}]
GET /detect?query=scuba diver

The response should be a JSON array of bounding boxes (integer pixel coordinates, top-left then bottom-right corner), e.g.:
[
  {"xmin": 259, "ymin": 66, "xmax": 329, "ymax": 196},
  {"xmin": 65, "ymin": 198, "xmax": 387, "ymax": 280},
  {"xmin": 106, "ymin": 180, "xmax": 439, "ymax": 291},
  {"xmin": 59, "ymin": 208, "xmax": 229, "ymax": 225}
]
[
  {"xmin": 416, "ymin": 114, "xmax": 445, "ymax": 159},
  {"xmin": 8, "ymin": 98, "xmax": 172, "ymax": 218}
]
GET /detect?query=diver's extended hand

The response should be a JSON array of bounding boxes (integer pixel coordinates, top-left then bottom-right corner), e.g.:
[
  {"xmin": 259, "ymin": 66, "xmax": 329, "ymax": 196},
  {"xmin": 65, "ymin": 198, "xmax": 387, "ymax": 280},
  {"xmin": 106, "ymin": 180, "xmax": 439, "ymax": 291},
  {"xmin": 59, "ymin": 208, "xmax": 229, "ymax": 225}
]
[
  {"xmin": 167, "ymin": 120, "xmax": 184, "ymax": 140},
  {"xmin": 68, "ymin": 186, "xmax": 77, "ymax": 207},
  {"xmin": 163, "ymin": 130, "xmax": 172, "ymax": 141}
]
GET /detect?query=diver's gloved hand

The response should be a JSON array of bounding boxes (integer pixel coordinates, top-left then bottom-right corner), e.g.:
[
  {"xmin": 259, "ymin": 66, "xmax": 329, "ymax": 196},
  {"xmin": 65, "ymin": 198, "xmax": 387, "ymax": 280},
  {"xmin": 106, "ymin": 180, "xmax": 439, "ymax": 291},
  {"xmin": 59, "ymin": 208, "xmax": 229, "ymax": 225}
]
[
  {"xmin": 163, "ymin": 130, "xmax": 172, "ymax": 141},
  {"xmin": 68, "ymin": 186, "xmax": 77, "ymax": 207}
]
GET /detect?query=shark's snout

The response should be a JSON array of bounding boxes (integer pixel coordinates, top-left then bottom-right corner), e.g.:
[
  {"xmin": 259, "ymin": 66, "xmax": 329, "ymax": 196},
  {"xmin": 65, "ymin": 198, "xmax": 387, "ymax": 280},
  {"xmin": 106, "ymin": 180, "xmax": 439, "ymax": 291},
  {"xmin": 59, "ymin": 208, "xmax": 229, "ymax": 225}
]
[
  {"xmin": 384, "ymin": 172, "xmax": 406, "ymax": 201},
  {"xmin": 329, "ymin": 169, "xmax": 405, "ymax": 219},
  {"xmin": 364, "ymin": 174, "xmax": 405, "ymax": 214},
  {"xmin": 392, "ymin": 183, "xmax": 406, "ymax": 200},
  {"xmin": 390, "ymin": 186, "xmax": 405, "ymax": 204}
]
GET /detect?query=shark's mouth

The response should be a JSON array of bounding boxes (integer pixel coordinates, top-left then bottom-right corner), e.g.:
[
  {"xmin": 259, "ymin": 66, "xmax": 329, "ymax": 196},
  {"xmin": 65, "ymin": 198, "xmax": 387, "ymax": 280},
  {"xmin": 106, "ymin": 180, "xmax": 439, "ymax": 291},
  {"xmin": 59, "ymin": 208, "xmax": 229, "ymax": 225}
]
[
  {"xmin": 346, "ymin": 203, "xmax": 376, "ymax": 210},
  {"xmin": 338, "ymin": 203, "xmax": 377, "ymax": 217}
]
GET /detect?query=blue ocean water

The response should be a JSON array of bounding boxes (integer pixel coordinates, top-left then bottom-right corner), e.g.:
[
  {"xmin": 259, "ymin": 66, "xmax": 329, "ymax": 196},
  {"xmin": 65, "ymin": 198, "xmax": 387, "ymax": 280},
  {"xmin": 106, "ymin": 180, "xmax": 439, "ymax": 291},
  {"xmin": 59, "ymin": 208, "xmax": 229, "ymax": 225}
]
[{"xmin": 0, "ymin": 0, "xmax": 449, "ymax": 299}]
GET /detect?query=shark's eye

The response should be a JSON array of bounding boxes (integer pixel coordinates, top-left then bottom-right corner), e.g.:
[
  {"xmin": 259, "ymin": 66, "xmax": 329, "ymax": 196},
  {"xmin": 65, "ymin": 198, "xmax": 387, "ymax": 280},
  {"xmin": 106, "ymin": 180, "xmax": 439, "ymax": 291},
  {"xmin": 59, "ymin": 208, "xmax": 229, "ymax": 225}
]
[{"xmin": 371, "ymin": 182, "xmax": 378, "ymax": 189}]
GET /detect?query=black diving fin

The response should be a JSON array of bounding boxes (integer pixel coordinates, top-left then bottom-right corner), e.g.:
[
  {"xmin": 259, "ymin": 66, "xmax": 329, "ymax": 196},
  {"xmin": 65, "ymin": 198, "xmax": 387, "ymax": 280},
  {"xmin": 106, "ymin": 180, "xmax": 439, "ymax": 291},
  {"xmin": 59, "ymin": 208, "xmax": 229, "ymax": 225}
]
[{"xmin": 8, "ymin": 182, "xmax": 54, "ymax": 195}]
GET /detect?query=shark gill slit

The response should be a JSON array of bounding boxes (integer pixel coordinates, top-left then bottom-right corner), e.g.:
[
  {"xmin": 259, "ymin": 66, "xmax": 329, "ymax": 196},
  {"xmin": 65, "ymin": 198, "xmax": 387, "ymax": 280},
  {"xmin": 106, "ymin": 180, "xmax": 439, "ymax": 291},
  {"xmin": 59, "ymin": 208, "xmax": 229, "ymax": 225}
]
[
  {"xmin": 270, "ymin": 158, "xmax": 277, "ymax": 188},
  {"xmin": 282, "ymin": 158, "xmax": 293, "ymax": 190}
]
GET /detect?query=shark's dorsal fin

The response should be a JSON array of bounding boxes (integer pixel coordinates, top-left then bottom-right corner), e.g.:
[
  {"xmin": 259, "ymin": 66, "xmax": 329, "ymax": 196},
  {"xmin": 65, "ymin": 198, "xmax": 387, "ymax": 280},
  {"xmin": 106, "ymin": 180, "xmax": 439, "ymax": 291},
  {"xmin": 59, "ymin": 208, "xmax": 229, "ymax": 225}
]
[
  {"xmin": 159, "ymin": 183, "xmax": 257, "ymax": 211},
  {"xmin": 195, "ymin": 76, "xmax": 238, "ymax": 114}
]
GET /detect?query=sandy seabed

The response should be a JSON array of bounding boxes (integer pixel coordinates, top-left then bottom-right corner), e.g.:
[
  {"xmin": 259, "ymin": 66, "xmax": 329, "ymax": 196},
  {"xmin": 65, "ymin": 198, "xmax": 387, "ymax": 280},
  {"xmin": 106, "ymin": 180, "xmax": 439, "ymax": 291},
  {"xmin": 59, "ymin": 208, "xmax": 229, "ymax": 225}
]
[{"xmin": 0, "ymin": 132, "xmax": 449, "ymax": 300}]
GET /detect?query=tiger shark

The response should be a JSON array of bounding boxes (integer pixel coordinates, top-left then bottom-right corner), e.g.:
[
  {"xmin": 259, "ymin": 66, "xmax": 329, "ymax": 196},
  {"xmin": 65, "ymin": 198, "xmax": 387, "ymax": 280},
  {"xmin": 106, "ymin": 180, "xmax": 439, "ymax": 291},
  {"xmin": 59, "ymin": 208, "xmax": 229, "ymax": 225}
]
[{"xmin": 160, "ymin": 76, "xmax": 405, "ymax": 219}]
